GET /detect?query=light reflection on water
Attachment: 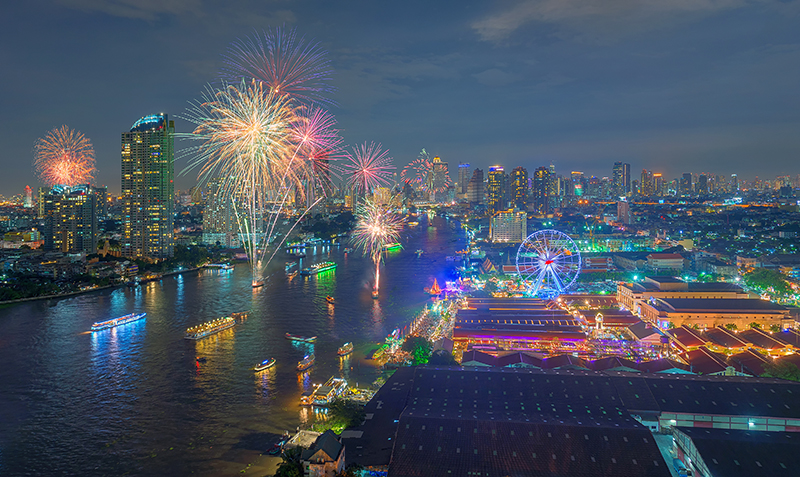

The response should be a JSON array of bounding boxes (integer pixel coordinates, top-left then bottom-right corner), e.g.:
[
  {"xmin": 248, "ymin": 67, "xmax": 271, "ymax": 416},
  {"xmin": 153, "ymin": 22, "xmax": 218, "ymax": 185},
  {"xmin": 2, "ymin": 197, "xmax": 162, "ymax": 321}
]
[{"xmin": 0, "ymin": 216, "xmax": 464, "ymax": 476}]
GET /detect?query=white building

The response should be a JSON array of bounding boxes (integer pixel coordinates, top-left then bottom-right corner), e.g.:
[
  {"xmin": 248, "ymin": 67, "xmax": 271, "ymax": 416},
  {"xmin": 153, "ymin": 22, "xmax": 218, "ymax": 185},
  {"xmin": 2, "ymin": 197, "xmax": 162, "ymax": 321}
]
[{"xmin": 490, "ymin": 209, "xmax": 527, "ymax": 243}]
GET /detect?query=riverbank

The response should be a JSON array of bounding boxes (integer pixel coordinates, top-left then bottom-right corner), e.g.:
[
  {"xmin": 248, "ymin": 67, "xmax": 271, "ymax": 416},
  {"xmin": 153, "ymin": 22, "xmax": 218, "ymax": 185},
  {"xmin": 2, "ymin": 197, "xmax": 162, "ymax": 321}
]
[{"xmin": 0, "ymin": 266, "xmax": 203, "ymax": 307}]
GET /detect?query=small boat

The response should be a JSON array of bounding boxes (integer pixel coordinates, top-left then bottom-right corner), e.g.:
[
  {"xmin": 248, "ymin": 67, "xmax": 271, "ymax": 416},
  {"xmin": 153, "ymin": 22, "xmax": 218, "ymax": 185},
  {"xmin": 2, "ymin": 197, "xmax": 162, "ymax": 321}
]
[
  {"xmin": 372, "ymin": 290, "xmax": 379, "ymax": 299},
  {"xmin": 196, "ymin": 357, "xmax": 208, "ymax": 363},
  {"xmin": 338, "ymin": 342, "xmax": 354, "ymax": 356},
  {"xmin": 254, "ymin": 358, "xmax": 276, "ymax": 371},
  {"xmin": 343, "ymin": 248, "xmax": 353, "ymax": 253},
  {"xmin": 326, "ymin": 296, "xmax": 335, "ymax": 304},
  {"xmin": 267, "ymin": 440, "xmax": 286, "ymax": 455},
  {"xmin": 285, "ymin": 333, "xmax": 317, "ymax": 343},
  {"xmin": 252, "ymin": 280, "xmax": 265, "ymax": 288},
  {"xmin": 295, "ymin": 253, "xmax": 307, "ymax": 259},
  {"xmin": 297, "ymin": 354, "xmax": 315, "ymax": 371}
]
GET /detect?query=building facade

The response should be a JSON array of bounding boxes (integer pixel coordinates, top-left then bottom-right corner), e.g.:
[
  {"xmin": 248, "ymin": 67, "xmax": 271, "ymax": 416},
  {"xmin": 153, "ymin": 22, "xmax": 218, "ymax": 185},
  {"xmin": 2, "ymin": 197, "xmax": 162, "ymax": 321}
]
[
  {"xmin": 467, "ymin": 168, "xmax": 484, "ymax": 206},
  {"xmin": 42, "ymin": 185, "xmax": 98, "ymax": 254},
  {"xmin": 511, "ymin": 166, "xmax": 528, "ymax": 210},
  {"xmin": 490, "ymin": 209, "xmax": 527, "ymax": 243},
  {"xmin": 121, "ymin": 113, "xmax": 175, "ymax": 260},
  {"xmin": 486, "ymin": 166, "xmax": 504, "ymax": 215}
]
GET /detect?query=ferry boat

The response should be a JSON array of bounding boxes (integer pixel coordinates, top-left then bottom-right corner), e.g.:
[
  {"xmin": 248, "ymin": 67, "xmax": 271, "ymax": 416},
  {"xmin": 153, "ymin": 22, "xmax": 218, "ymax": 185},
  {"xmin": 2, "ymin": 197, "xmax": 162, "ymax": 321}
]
[
  {"xmin": 326, "ymin": 296, "xmax": 335, "ymax": 304},
  {"xmin": 297, "ymin": 354, "xmax": 315, "ymax": 371},
  {"xmin": 285, "ymin": 262, "xmax": 297, "ymax": 272},
  {"xmin": 285, "ymin": 333, "xmax": 317, "ymax": 343},
  {"xmin": 299, "ymin": 261, "xmax": 337, "ymax": 276},
  {"xmin": 382, "ymin": 242, "xmax": 402, "ymax": 251},
  {"xmin": 337, "ymin": 342, "xmax": 354, "ymax": 356},
  {"xmin": 254, "ymin": 358, "xmax": 276, "ymax": 371},
  {"xmin": 184, "ymin": 316, "xmax": 236, "ymax": 340},
  {"xmin": 302, "ymin": 376, "xmax": 348, "ymax": 406},
  {"xmin": 91, "ymin": 312, "xmax": 146, "ymax": 332}
]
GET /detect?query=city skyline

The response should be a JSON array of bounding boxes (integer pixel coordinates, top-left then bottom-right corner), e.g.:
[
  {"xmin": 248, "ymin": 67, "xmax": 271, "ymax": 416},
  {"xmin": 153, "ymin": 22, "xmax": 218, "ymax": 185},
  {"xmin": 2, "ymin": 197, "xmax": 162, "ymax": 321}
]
[{"xmin": 2, "ymin": 1, "xmax": 800, "ymax": 195}]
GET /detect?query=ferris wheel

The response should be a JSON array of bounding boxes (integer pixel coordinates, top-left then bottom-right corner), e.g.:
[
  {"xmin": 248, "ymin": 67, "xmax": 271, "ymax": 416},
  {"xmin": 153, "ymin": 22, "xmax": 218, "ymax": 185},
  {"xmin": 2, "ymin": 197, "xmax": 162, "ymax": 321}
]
[{"xmin": 516, "ymin": 229, "xmax": 581, "ymax": 298}]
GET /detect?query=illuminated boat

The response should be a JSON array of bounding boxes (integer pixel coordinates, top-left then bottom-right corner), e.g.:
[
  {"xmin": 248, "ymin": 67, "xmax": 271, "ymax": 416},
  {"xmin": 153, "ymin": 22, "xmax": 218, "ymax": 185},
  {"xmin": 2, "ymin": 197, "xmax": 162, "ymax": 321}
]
[
  {"xmin": 184, "ymin": 316, "xmax": 236, "ymax": 340},
  {"xmin": 337, "ymin": 342, "xmax": 354, "ymax": 356},
  {"xmin": 343, "ymin": 248, "xmax": 353, "ymax": 253},
  {"xmin": 372, "ymin": 290, "xmax": 379, "ymax": 299},
  {"xmin": 300, "ymin": 261, "xmax": 337, "ymax": 276},
  {"xmin": 326, "ymin": 296, "xmax": 335, "ymax": 304},
  {"xmin": 382, "ymin": 242, "xmax": 402, "ymax": 251},
  {"xmin": 254, "ymin": 358, "xmax": 276, "ymax": 371},
  {"xmin": 252, "ymin": 280, "xmax": 265, "ymax": 288},
  {"xmin": 91, "ymin": 312, "xmax": 146, "ymax": 332},
  {"xmin": 424, "ymin": 278, "xmax": 442, "ymax": 296},
  {"xmin": 309, "ymin": 377, "xmax": 348, "ymax": 406},
  {"xmin": 285, "ymin": 333, "xmax": 317, "ymax": 343},
  {"xmin": 297, "ymin": 354, "xmax": 315, "ymax": 371}
]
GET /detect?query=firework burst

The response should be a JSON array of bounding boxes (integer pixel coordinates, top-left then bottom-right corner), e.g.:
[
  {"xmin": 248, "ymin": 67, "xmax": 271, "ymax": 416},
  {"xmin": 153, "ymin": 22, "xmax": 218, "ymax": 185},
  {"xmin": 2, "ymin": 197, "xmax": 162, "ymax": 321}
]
[
  {"xmin": 351, "ymin": 198, "xmax": 404, "ymax": 292},
  {"xmin": 181, "ymin": 79, "xmax": 338, "ymax": 285},
  {"xmin": 400, "ymin": 148, "xmax": 452, "ymax": 194},
  {"xmin": 343, "ymin": 142, "xmax": 394, "ymax": 196},
  {"xmin": 34, "ymin": 125, "xmax": 96, "ymax": 187},
  {"xmin": 221, "ymin": 27, "xmax": 334, "ymax": 104}
]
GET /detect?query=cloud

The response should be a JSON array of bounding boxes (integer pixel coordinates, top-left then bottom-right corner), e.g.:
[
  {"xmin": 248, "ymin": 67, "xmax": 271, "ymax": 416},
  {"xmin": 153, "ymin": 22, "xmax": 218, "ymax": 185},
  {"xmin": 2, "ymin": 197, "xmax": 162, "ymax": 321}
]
[
  {"xmin": 472, "ymin": 0, "xmax": 751, "ymax": 43},
  {"xmin": 473, "ymin": 68, "xmax": 520, "ymax": 86},
  {"xmin": 57, "ymin": 0, "xmax": 203, "ymax": 20}
]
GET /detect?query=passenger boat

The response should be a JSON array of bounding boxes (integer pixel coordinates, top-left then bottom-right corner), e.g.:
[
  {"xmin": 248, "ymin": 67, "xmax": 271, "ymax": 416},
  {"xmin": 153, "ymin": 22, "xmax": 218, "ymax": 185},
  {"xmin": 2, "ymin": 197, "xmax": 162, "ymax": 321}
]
[
  {"xmin": 337, "ymin": 342, "xmax": 354, "ymax": 356},
  {"xmin": 254, "ymin": 358, "xmax": 276, "ymax": 371},
  {"xmin": 372, "ymin": 290, "xmax": 379, "ymax": 299},
  {"xmin": 297, "ymin": 354, "xmax": 315, "ymax": 371},
  {"xmin": 343, "ymin": 248, "xmax": 353, "ymax": 253},
  {"xmin": 91, "ymin": 312, "xmax": 146, "ymax": 332},
  {"xmin": 326, "ymin": 296, "xmax": 335, "ymax": 304},
  {"xmin": 285, "ymin": 333, "xmax": 317, "ymax": 343},
  {"xmin": 299, "ymin": 261, "xmax": 337, "ymax": 276},
  {"xmin": 304, "ymin": 376, "xmax": 348, "ymax": 406},
  {"xmin": 382, "ymin": 242, "xmax": 402, "ymax": 251},
  {"xmin": 184, "ymin": 316, "xmax": 236, "ymax": 340}
]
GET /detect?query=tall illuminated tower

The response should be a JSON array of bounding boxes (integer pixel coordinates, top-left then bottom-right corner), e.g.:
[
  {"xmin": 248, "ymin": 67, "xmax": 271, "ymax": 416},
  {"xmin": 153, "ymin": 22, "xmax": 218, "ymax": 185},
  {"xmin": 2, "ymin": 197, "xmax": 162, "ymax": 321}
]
[
  {"xmin": 486, "ymin": 166, "xmax": 504, "ymax": 215},
  {"xmin": 121, "ymin": 113, "xmax": 174, "ymax": 260},
  {"xmin": 511, "ymin": 166, "xmax": 528, "ymax": 210},
  {"xmin": 457, "ymin": 163, "xmax": 470, "ymax": 196},
  {"xmin": 42, "ymin": 185, "xmax": 97, "ymax": 253}
]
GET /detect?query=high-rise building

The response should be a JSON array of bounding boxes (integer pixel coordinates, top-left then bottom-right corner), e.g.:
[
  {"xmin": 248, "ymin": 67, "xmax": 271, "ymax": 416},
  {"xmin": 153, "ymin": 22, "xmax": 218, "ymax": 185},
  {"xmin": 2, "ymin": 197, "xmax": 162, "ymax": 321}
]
[
  {"xmin": 429, "ymin": 156, "xmax": 449, "ymax": 202},
  {"xmin": 680, "ymin": 173, "xmax": 693, "ymax": 196},
  {"xmin": 652, "ymin": 173, "xmax": 663, "ymax": 197},
  {"xmin": 696, "ymin": 174, "xmax": 708, "ymax": 195},
  {"xmin": 640, "ymin": 169, "xmax": 654, "ymax": 197},
  {"xmin": 490, "ymin": 209, "xmax": 527, "ymax": 243},
  {"xmin": 486, "ymin": 166, "xmax": 504, "ymax": 215},
  {"xmin": 457, "ymin": 163, "xmax": 470, "ymax": 196},
  {"xmin": 730, "ymin": 174, "xmax": 739, "ymax": 192},
  {"xmin": 23, "ymin": 186, "xmax": 33, "ymax": 208},
  {"xmin": 467, "ymin": 168, "xmax": 484, "ymax": 206},
  {"xmin": 37, "ymin": 186, "xmax": 50, "ymax": 218},
  {"xmin": 617, "ymin": 200, "xmax": 631, "ymax": 225},
  {"xmin": 42, "ymin": 184, "xmax": 98, "ymax": 253},
  {"xmin": 202, "ymin": 178, "xmax": 239, "ymax": 248},
  {"xmin": 121, "ymin": 113, "xmax": 175, "ymax": 260},
  {"xmin": 511, "ymin": 166, "xmax": 528, "ymax": 210},
  {"xmin": 612, "ymin": 162, "xmax": 631, "ymax": 197},
  {"xmin": 532, "ymin": 167, "xmax": 551, "ymax": 214},
  {"xmin": 94, "ymin": 186, "xmax": 108, "ymax": 218}
]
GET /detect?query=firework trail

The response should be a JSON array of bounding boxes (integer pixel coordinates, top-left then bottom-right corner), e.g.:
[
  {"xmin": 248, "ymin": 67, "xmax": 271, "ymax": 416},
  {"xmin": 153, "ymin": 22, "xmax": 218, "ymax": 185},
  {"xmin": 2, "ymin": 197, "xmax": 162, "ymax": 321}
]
[
  {"xmin": 181, "ymin": 79, "xmax": 338, "ymax": 285},
  {"xmin": 351, "ymin": 198, "xmax": 404, "ymax": 293},
  {"xmin": 343, "ymin": 142, "xmax": 395, "ymax": 199},
  {"xmin": 221, "ymin": 27, "xmax": 334, "ymax": 105},
  {"xmin": 34, "ymin": 125, "xmax": 96, "ymax": 187}
]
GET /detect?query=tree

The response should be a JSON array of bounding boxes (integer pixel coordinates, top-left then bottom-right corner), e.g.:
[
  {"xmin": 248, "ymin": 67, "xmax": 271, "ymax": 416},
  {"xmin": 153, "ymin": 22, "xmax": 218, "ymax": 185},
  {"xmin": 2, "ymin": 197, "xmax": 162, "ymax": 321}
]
[
  {"xmin": 274, "ymin": 447, "xmax": 303, "ymax": 477},
  {"xmin": 402, "ymin": 336, "xmax": 432, "ymax": 365},
  {"xmin": 724, "ymin": 323, "xmax": 738, "ymax": 331},
  {"xmin": 770, "ymin": 324, "xmax": 782, "ymax": 333},
  {"xmin": 761, "ymin": 361, "xmax": 800, "ymax": 382},
  {"xmin": 327, "ymin": 398, "xmax": 366, "ymax": 429},
  {"xmin": 749, "ymin": 322, "xmax": 761, "ymax": 330},
  {"xmin": 427, "ymin": 349, "xmax": 459, "ymax": 366}
]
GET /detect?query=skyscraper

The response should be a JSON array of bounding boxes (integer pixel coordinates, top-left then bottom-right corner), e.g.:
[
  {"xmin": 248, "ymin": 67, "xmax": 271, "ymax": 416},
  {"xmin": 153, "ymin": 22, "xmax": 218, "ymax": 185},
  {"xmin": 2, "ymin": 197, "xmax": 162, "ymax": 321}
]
[
  {"xmin": 486, "ymin": 166, "xmax": 504, "ymax": 215},
  {"xmin": 612, "ymin": 162, "xmax": 631, "ymax": 197},
  {"xmin": 680, "ymin": 173, "xmax": 693, "ymax": 196},
  {"xmin": 467, "ymin": 168, "xmax": 484, "ymax": 206},
  {"xmin": 430, "ymin": 156, "xmax": 449, "ymax": 202},
  {"xmin": 696, "ymin": 174, "xmax": 709, "ymax": 195},
  {"xmin": 511, "ymin": 166, "xmax": 528, "ymax": 210},
  {"xmin": 202, "ymin": 177, "xmax": 239, "ymax": 248},
  {"xmin": 42, "ymin": 185, "xmax": 98, "ymax": 253},
  {"xmin": 121, "ymin": 113, "xmax": 175, "ymax": 260},
  {"xmin": 640, "ymin": 169, "xmax": 653, "ymax": 197},
  {"xmin": 730, "ymin": 174, "xmax": 739, "ymax": 192},
  {"xmin": 533, "ymin": 167, "xmax": 551, "ymax": 215},
  {"xmin": 23, "ymin": 186, "xmax": 33, "ymax": 208},
  {"xmin": 457, "ymin": 163, "xmax": 470, "ymax": 196}
]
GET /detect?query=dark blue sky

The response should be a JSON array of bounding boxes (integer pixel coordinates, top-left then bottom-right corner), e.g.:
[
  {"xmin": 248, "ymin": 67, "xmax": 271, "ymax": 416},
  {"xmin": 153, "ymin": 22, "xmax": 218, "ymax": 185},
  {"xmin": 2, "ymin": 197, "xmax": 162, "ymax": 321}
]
[{"xmin": 2, "ymin": 0, "xmax": 799, "ymax": 195}]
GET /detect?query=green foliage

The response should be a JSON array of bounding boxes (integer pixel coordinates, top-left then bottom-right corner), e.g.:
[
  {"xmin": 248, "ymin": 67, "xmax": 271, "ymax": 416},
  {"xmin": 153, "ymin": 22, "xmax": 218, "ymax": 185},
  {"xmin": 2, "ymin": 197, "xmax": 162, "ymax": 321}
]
[
  {"xmin": 337, "ymin": 464, "xmax": 365, "ymax": 477},
  {"xmin": 274, "ymin": 447, "xmax": 302, "ymax": 477},
  {"xmin": 724, "ymin": 323, "xmax": 738, "ymax": 331},
  {"xmin": 402, "ymin": 336, "xmax": 432, "ymax": 365},
  {"xmin": 302, "ymin": 213, "xmax": 355, "ymax": 239},
  {"xmin": 310, "ymin": 398, "xmax": 367, "ymax": 433},
  {"xmin": 749, "ymin": 322, "xmax": 762, "ymax": 330},
  {"xmin": 761, "ymin": 361, "xmax": 800, "ymax": 382},
  {"xmin": 770, "ymin": 324, "xmax": 782, "ymax": 333},
  {"xmin": 427, "ymin": 349, "xmax": 459, "ymax": 366},
  {"xmin": 744, "ymin": 268, "xmax": 792, "ymax": 298}
]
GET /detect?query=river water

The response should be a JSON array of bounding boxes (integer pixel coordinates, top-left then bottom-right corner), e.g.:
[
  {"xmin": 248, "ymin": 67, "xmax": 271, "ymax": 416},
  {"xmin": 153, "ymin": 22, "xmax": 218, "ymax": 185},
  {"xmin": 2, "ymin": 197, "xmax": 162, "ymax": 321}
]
[{"xmin": 0, "ymin": 215, "xmax": 465, "ymax": 476}]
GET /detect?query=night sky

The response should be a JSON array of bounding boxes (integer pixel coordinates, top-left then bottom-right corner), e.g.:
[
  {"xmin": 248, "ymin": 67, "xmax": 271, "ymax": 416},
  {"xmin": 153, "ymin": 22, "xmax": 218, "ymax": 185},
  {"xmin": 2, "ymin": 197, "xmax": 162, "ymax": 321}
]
[{"xmin": 2, "ymin": 0, "xmax": 799, "ymax": 195}]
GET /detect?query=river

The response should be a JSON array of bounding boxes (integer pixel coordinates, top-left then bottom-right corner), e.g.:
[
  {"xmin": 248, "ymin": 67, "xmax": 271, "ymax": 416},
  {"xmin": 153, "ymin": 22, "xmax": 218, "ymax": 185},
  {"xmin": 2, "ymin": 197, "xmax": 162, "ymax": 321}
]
[{"xmin": 0, "ymin": 215, "xmax": 465, "ymax": 476}]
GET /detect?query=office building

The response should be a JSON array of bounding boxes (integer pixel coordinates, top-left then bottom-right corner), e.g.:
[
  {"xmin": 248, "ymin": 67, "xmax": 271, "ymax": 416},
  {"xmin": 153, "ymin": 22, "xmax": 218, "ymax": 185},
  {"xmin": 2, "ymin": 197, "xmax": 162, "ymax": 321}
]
[
  {"xmin": 23, "ymin": 186, "xmax": 33, "ymax": 208},
  {"xmin": 430, "ymin": 156, "xmax": 449, "ymax": 202},
  {"xmin": 486, "ymin": 166, "xmax": 504, "ymax": 215},
  {"xmin": 696, "ymin": 174, "xmax": 709, "ymax": 195},
  {"xmin": 457, "ymin": 162, "xmax": 470, "ymax": 195},
  {"xmin": 490, "ymin": 208, "xmax": 526, "ymax": 243},
  {"xmin": 612, "ymin": 162, "xmax": 630, "ymax": 197},
  {"xmin": 680, "ymin": 173, "xmax": 692, "ymax": 196},
  {"xmin": 467, "ymin": 168, "xmax": 483, "ymax": 205},
  {"xmin": 617, "ymin": 200, "xmax": 631, "ymax": 225},
  {"xmin": 511, "ymin": 166, "xmax": 527, "ymax": 209},
  {"xmin": 121, "ymin": 113, "xmax": 175, "ymax": 260},
  {"xmin": 532, "ymin": 167, "xmax": 551, "ymax": 214},
  {"xmin": 202, "ymin": 178, "xmax": 239, "ymax": 248},
  {"xmin": 42, "ymin": 184, "xmax": 98, "ymax": 254}
]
